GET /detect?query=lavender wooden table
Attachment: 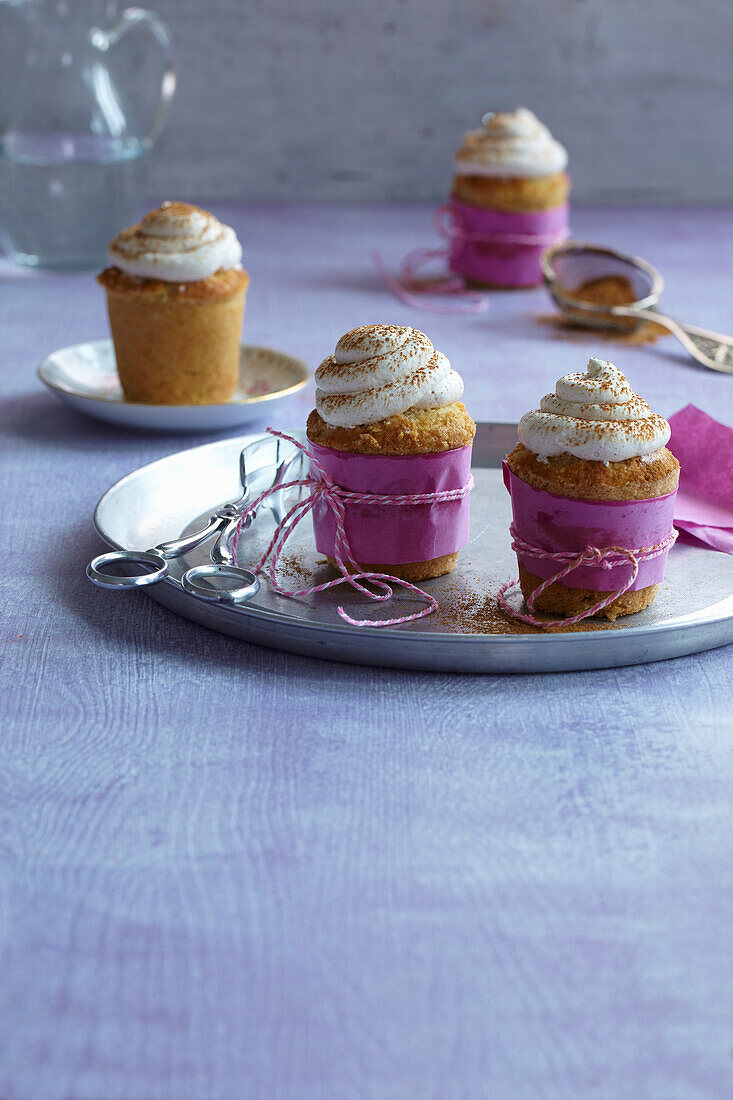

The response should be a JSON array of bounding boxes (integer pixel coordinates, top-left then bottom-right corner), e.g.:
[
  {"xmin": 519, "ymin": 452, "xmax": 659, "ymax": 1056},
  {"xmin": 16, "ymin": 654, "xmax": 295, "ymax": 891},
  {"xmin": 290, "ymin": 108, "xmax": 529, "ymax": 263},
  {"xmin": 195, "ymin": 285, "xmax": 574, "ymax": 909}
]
[{"xmin": 2, "ymin": 205, "xmax": 732, "ymax": 1100}]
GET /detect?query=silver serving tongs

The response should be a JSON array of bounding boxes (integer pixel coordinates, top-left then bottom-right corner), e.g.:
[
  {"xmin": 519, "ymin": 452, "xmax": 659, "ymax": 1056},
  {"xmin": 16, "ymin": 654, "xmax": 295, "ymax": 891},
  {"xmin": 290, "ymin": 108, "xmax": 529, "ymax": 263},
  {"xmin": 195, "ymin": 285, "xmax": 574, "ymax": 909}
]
[
  {"xmin": 86, "ymin": 437, "xmax": 305, "ymax": 605},
  {"xmin": 542, "ymin": 240, "xmax": 733, "ymax": 374}
]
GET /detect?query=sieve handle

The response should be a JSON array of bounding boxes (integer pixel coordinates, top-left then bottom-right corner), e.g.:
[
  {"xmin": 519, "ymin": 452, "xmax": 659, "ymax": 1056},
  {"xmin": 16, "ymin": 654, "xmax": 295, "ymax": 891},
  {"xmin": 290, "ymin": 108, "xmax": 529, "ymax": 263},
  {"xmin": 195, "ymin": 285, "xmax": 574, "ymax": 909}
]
[{"xmin": 610, "ymin": 306, "xmax": 733, "ymax": 375}]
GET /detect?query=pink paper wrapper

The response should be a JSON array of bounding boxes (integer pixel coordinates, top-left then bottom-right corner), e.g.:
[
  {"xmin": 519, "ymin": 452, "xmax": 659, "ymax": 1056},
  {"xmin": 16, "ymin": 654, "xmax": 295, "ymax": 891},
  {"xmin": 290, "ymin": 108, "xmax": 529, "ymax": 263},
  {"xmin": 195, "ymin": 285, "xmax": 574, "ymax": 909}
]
[
  {"xmin": 446, "ymin": 197, "xmax": 569, "ymax": 288},
  {"xmin": 309, "ymin": 442, "xmax": 473, "ymax": 565},
  {"xmin": 668, "ymin": 404, "xmax": 733, "ymax": 555},
  {"xmin": 503, "ymin": 464, "xmax": 677, "ymax": 591}
]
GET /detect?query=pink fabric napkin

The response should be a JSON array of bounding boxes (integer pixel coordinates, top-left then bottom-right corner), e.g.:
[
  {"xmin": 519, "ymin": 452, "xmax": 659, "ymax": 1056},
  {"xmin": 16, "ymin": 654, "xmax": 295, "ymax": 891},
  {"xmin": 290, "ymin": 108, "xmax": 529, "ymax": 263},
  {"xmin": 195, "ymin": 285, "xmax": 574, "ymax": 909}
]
[{"xmin": 667, "ymin": 404, "xmax": 733, "ymax": 554}]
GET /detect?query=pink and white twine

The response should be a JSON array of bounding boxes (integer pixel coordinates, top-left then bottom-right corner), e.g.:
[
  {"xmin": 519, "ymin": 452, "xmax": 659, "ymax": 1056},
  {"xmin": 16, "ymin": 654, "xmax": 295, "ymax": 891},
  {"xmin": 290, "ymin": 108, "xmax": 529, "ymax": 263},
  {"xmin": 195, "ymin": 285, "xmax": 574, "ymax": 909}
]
[
  {"xmin": 232, "ymin": 428, "xmax": 473, "ymax": 628},
  {"xmin": 372, "ymin": 204, "xmax": 569, "ymax": 315},
  {"xmin": 498, "ymin": 522, "xmax": 678, "ymax": 629}
]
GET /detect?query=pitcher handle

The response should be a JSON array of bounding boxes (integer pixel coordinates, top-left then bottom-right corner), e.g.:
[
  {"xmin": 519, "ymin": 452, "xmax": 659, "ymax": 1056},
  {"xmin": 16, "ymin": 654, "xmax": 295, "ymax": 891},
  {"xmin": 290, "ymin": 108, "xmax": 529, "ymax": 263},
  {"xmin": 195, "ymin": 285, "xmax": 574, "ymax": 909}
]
[{"xmin": 91, "ymin": 7, "xmax": 176, "ymax": 148}]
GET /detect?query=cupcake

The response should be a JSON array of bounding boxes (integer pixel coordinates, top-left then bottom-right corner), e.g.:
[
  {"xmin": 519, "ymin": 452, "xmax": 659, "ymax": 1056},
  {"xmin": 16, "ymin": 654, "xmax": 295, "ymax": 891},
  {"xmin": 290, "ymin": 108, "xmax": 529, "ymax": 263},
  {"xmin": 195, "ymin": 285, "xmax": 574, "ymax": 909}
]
[
  {"xmin": 448, "ymin": 108, "xmax": 570, "ymax": 288},
  {"xmin": 306, "ymin": 325, "xmax": 476, "ymax": 582},
  {"xmin": 97, "ymin": 202, "xmax": 248, "ymax": 404},
  {"xmin": 504, "ymin": 357, "xmax": 679, "ymax": 621}
]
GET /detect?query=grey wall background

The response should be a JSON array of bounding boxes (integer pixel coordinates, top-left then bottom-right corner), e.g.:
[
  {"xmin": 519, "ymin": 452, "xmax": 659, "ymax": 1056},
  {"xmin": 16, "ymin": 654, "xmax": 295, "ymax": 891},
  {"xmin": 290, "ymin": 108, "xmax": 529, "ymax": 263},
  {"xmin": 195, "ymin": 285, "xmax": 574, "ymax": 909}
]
[{"xmin": 2, "ymin": 0, "xmax": 733, "ymax": 203}]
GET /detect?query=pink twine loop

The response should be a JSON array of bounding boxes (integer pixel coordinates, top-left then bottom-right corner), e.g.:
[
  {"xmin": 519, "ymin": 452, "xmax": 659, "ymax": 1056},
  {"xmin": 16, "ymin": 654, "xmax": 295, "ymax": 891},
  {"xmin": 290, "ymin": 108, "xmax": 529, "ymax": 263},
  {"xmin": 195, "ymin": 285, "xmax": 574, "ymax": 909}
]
[
  {"xmin": 371, "ymin": 247, "xmax": 487, "ymax": 316},
  {"xmin": 497, "ymin": 523, "xmax": 678, "ymax": 628},
  {"xmin": 372, "ymin": 204, "xmax": 569, "ymax": 316},
  {"xmin": 232, "ymin": 428, "xmax": 474, "ymax": 628}
]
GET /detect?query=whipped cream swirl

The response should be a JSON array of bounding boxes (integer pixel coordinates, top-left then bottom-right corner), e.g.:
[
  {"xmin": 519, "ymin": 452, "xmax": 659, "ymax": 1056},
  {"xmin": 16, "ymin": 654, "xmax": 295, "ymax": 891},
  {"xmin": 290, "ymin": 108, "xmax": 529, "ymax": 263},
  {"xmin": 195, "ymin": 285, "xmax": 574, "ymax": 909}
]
[
  {"xmin": 518, "ymin": 357, "xmax": 670, "ymax": 461},
  {"xmin": 453, "ymin": 107, "xmax": 568, "ymax": 178},
  {"xmin": 315, "ymin": 325, "xmax": 464, "ymax": 427},
  {"xmin": 107, "ymin": 201, "xmax": 242, "ymax": 282}
]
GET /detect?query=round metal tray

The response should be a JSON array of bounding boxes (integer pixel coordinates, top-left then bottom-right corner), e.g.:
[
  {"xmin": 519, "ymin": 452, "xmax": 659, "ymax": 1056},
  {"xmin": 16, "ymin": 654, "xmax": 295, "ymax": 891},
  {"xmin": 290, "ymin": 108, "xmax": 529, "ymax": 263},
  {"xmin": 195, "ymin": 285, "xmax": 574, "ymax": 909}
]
[{"xmin": 92, "ymin": 424, "xmax": 733, "ymax": 673}]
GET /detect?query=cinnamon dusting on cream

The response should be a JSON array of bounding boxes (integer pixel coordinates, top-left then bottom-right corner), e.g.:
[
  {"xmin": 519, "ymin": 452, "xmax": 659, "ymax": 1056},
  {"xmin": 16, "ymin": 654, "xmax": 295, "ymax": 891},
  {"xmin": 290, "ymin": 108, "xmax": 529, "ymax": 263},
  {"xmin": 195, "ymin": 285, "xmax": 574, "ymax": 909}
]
[
  {"xmin": 106, "ymin": 201, "xmax": 242, "ymax": 283},
  {"xmin": 315, "ymin": 324, "xmax": 464, "ymax": 427},
  {"xmin": 518, "ymin": 357, "xmax": 671, "ymax": 462}
]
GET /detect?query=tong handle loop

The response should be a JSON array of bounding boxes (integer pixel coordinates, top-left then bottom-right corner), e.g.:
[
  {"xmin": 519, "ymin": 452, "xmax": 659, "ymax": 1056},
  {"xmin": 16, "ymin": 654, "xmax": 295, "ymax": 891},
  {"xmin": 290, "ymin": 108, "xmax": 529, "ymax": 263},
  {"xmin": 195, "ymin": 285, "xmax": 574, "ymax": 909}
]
[
  {"xmin": 86, "ymin": 549, "xmax": 169, "ymax": 589},
  {"xmin": 181, "ymin": 565, "xmax": 259, "ymax": 603}
]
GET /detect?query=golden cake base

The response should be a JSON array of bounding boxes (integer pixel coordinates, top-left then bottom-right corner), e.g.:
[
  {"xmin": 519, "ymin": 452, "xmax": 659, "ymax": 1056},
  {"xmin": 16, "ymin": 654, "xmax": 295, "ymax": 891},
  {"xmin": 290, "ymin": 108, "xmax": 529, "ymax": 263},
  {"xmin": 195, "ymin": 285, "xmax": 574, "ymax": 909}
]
[
  {"xmin": 306, "ymin": 402, "xmax": 475, "ymax": 455},
  {"xmin": 451, "ymin": 171, "xmax": 570, "ymax": 212},
  {"xmin": 505, "ymin": 444, "xmax": 680, "ymax": 502},
  {"xmin": 518, "ymin": 565, "xmax": 659, "ymax": 623},
  {"xmin": 326, "ymin": 552, "xmax": 458, "ymax": 584},
  {"xmin": 99, "ymin": 268, "xmax": 248, "ymax": 405}
]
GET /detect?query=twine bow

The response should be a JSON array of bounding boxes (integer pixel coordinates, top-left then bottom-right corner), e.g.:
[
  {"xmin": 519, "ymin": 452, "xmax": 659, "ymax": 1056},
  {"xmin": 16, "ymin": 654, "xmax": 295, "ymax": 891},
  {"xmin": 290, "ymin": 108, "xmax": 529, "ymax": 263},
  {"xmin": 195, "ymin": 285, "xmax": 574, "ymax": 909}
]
[
  {"xmin": 372, "ymin": 204, "xmax": 570, "ymax": 315},
  {"xmin": 233, "ymin": 428, "xmax": 473, "ymax": 628},
  {"xmin": 498, "ymin": 522, "xmax": 678, "ymax": 628}
]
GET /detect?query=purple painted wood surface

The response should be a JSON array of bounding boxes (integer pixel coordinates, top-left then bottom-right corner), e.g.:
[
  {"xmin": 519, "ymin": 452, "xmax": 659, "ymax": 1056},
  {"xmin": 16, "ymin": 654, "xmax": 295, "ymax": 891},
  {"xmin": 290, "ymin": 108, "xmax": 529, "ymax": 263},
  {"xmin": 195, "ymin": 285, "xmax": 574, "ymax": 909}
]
[{"xmin": 1, "ymin": 204, "xmax": 732, "ymax": 1100}]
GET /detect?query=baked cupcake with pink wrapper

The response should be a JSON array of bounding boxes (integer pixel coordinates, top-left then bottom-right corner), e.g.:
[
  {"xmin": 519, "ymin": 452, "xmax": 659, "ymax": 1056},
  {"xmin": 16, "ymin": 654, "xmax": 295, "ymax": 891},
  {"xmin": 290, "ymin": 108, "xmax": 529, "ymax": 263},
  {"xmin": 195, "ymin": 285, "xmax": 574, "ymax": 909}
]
[
  {"xmin": 306, "ymin": 324, "xmax": 475, "ymax": 583},
  {"xmin": 502, "ymin": 357, "xmax": 680, "ymax": 625},
  {"xmin": 448, "ymin": 108, "xmax": 570, "ymax": 288}
]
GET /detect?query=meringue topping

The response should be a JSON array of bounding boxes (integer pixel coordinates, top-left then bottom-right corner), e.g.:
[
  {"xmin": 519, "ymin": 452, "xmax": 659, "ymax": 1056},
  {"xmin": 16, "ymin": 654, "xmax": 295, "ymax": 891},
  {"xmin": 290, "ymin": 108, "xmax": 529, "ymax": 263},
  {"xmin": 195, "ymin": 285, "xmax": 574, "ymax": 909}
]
[
  {"xmin": 453, "ymin": 107, "xmax": 568, "ymax": 178},
  {"xmin": 518, "ymin": 357, "xmax": 670, "ymax": 461},
  {"xmin": 107, "ymin": 201, "xmax": 242, "ymax": 282},
  {"xmin": 315, "ymin": 325, "xmax": 464, "ymax": 427}
]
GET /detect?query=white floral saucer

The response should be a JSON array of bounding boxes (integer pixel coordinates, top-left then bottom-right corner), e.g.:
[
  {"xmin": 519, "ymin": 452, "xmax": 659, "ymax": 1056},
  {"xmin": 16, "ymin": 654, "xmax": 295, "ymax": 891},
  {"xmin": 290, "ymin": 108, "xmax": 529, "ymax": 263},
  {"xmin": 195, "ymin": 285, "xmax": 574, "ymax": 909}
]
[{"xmin": 38, "ymin": 339, "xmax": 310, "ymax": 432}]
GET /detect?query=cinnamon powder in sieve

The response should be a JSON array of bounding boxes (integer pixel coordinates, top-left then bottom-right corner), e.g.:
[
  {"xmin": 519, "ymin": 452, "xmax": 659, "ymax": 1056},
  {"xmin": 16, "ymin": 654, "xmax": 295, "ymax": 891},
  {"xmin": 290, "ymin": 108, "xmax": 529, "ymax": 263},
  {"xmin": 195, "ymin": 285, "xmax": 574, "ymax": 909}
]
[{"xmin": 538, "ymin": 274, "xmax": 669, "ymax": 347}]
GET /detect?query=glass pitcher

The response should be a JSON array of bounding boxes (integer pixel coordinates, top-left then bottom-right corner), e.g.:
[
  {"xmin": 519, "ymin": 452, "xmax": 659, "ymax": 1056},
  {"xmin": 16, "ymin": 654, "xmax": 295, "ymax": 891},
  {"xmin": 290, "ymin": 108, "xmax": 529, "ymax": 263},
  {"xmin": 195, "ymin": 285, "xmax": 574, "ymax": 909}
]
[{"xmin": 0, "ymin": 0, "xmax": 175, "ymax": 270}]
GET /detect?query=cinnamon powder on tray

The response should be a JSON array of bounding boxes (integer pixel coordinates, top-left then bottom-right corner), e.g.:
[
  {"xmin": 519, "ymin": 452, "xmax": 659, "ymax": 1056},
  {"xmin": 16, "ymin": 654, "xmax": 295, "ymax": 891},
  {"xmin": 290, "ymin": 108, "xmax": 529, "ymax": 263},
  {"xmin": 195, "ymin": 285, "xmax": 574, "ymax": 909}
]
[
  {"xmin": 275, "ymin": 550, "xmax": 314, "ymax": 585},
  {"xmin": 537, "ymin": 274, "xmax": 669, "ymax": 347},
  {"xmin": 274, "ymin": 556, "xmax": 617, "ymax": 634},
  {"xmin": 428, "ymin": 582, "xmax": 617, "ymax": 635}
]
